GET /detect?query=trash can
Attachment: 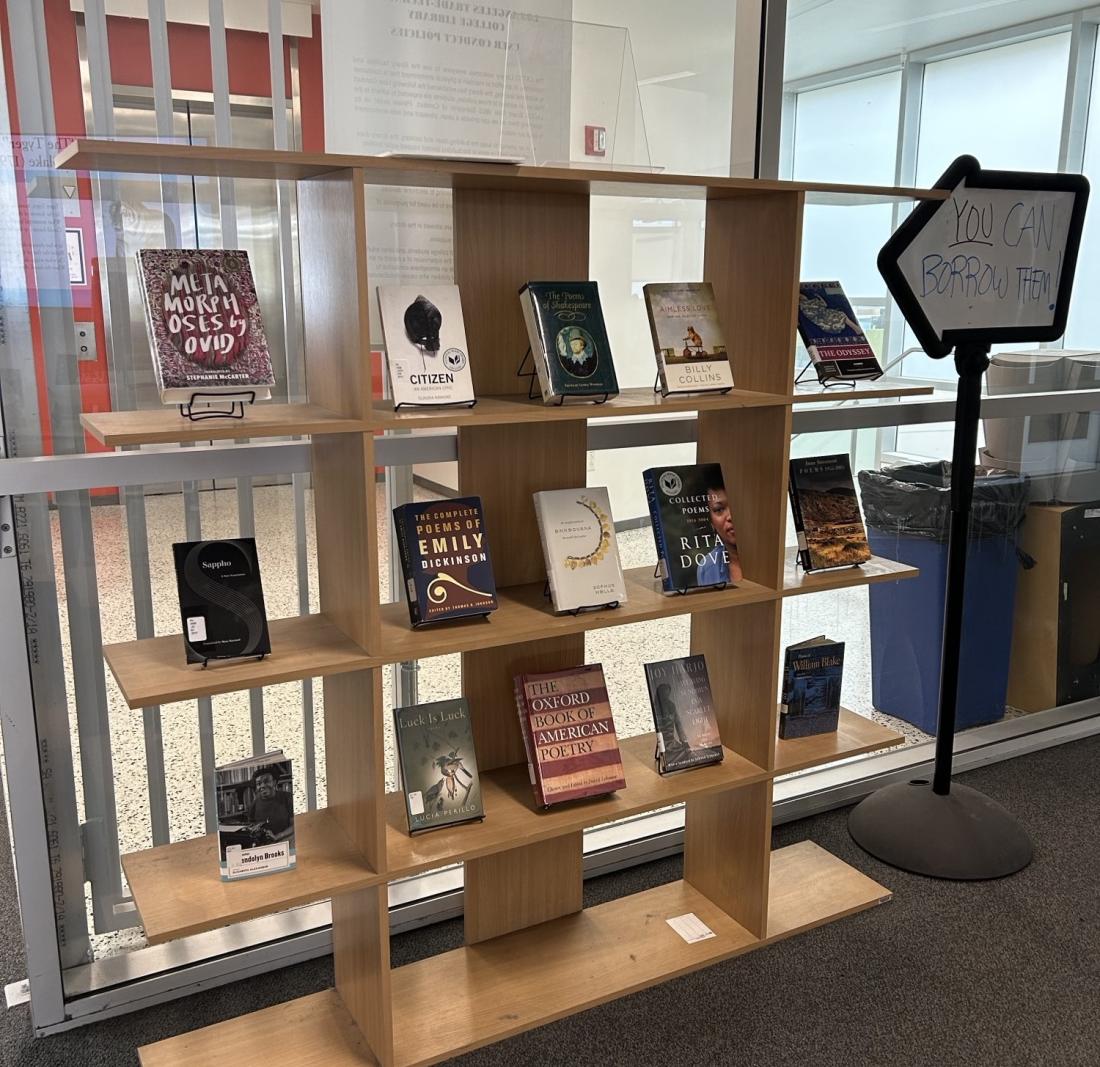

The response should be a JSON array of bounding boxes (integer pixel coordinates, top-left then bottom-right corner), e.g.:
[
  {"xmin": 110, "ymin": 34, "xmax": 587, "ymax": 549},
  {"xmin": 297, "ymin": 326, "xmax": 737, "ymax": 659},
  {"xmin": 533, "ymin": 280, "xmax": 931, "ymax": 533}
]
[{"xmin": 858, "ymin": 462, "xmax": 1029, "ymax": 733}]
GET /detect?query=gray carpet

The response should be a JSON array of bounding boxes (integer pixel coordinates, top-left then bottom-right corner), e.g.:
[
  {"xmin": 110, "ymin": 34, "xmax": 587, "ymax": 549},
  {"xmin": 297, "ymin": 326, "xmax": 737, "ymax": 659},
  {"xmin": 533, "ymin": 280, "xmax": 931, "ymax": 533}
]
[{"xmin": 3, "ymin": 736, "xmax": 1099, "ymax": 1066}]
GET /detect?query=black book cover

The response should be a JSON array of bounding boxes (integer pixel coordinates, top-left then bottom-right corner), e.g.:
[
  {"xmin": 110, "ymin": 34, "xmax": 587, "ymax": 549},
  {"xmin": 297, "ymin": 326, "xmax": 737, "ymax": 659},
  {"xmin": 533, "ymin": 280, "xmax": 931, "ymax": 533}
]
[
  {"xmin": 215, "ymin": 752, "xmax": 295, "ymax": 880},
  {"xmin": 788, "ymin": 455, "xmax": 871, "ymax": 571},
  {"xmin": 644, "ymin": 654, "xmax": 724, "ymax": 773},
  {"xmin": 172, "ymin": 538, "xmax": 271, "ymax": 664}
]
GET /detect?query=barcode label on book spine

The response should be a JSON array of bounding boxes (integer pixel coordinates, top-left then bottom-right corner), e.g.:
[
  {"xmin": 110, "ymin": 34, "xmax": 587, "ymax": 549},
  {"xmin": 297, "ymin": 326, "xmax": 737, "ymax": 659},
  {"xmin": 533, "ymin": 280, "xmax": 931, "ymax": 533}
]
[
  {"xmin": 186, "ymin": 616, "xmax": 207, "ymax": 642},
  {"xmin": 407, "ymin": 790, "xmax": 424, "ymax": 816}
]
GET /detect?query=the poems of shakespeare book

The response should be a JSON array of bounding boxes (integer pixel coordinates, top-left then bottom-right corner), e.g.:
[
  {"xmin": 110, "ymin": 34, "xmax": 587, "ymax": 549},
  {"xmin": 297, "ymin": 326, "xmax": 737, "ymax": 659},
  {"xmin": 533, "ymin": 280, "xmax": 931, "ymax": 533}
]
[
  {"xmin": 514, "ymin": 664, "xmax": 627, "ymax": 807},
  {"xmin": 216, "ymin": 751, "xmax": 295, "ymax": 881},
  {"xmin": 519, "ymin": 281, "xmax": 619, "ymax": 402},
  {"xmin": 644, "ymin": 654, "xmax": 724, "ymax": 774},
  {"xmin": 376, "ymin": 285, "xmax": 475, "ymax": 407},
  {"xmin": 393, "ymin": 497, "xmax": 498, "ymax": 625},
  {"xmin": 796, "ymin": 281, "xmax": 883, "ymax": 383},
  {"xmin": 780, "ymin": 637, "xmax": 845, "ymax": 739},
  {"xmin": 393, "ymin": 698, "xmax": 483, "ymax": 834},
  {"xmin": 137, "ymin": 249, "xmax": 275, "ymax": 403},
  {"xmin": 789, "ymin": 455, "xmax": 871, "ymax": 571},
  {"xmin": 642, "ymin": 282, "xmax": 734, "ymax": 395},
  {"xmin": 643, "ymin": 463, "xmax": 743, "ymax": 593},
  {"xmin": 533, "ymin": 487, "xmax": 627, "ymax": 613},
  {"xmin": 172, "ymin": 538, "xmax": 271, "ymax": 665}
]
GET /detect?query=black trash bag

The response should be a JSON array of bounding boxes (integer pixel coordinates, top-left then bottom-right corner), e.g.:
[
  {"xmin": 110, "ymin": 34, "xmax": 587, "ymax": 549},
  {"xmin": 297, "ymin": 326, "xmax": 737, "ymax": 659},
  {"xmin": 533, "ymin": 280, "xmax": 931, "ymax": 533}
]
[{"xmin": 857, "ymin": 461, "xmax": 1029, "ymax": 542}]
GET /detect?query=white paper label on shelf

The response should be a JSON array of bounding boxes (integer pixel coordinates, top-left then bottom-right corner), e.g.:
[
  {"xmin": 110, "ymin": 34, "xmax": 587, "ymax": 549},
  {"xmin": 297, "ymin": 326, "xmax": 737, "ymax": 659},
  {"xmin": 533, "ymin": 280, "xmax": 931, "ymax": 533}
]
[
  {"xmin": 665, "ymin": 912, "xmax": 716, "ymax": 944},
  {"xmin": 1085, "ymin": 508, "xmax": 1100, "ymax": 519},
  {"xmin": 407, "ymin": 790, "xmax": 424, "ymax": 816},
  {"xmin": 186, "ymin": 616, "xmax": 207, "ymax": 642}
]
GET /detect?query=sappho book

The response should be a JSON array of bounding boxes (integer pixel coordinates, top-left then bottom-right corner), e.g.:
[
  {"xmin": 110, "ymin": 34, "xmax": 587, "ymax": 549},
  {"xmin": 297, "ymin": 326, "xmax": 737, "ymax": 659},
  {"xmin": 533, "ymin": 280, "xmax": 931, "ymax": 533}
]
[
  {"xmin": 643, "ymin": 282, "xmax": 734, "ymax": 395},
  {"xmin": 788, "ymin": 454, "xmax": 871, "ymax": 571},
  {"xmin": 796, "ymin": 281, "xmax": 883, "ymax": 384},
  {"xmin": 216, "ymin": 752, "xmax": 295, "ymax": 881},
  {"xmin": 644, "ymin": 655, "xmax": 724, "ymax": 774},
  {"xmin": 780, "ymin": 637, "xmax": 845, "ymax": 739}
]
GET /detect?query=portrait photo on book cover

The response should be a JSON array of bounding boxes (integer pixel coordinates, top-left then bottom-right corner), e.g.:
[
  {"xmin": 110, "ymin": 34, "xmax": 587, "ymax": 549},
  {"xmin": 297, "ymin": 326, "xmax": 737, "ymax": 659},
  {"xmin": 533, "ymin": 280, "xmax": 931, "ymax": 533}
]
[
  {"xmin": 697, "ymin": 476, "xmax": 743, "ymax": 585},
  {"xmin": 216, "ymin": 759, "xmax": 295, "ymax": 862},
  {"xmin": 555, "ymin": 325, "xmax": 599, "ymax": 378}
]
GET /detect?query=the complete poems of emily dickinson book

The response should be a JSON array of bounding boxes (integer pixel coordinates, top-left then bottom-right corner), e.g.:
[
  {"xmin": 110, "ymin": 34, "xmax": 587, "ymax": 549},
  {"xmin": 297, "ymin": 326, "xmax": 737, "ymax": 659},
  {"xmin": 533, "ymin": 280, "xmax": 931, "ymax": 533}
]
[
  {"xmin": 644, "ymin": 654, "xmax": 724, "ymax": 774},
  {"xmin": 393, "ymin": 497, "xmax": 498, "ymax": 626},
  {"xmin": 788, "ymin": 455, "xmax": 871, "ymax": 571},
  {"xmin": 780, "ymin": 637, "xmax": 845, "ymax": 739}
]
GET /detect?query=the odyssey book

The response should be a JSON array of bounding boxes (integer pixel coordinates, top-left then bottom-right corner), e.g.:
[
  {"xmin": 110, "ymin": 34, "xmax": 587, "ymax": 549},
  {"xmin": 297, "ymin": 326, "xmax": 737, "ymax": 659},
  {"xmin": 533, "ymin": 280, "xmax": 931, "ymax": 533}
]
[{"xmin": 796, "ymin": 281, "xmax": 883, "ymax": 384}]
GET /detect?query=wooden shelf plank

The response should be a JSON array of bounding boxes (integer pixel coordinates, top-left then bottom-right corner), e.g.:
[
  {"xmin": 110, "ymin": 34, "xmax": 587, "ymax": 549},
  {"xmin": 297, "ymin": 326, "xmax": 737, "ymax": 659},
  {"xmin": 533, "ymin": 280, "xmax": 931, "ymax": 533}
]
[
  {"xmin": 790, "ymin": 380, "xmax": 935, "ymax": 404},
  {"xmin": 782, "ymin": 550, "xmax": 918, "ymax": 596},
  {"xmin": 386, "ymin": 733, "xmax": 767, "ymax": 880},
  {"xmin": 81, "ymin": 403, "xmax": 365, "ymax": 446},
  {"xmin": 123, "ymin": 809, "xmax": 382, "ymax": 945},
  {"xmin": 773, "ymin": 708, "xmax": 905, "ymax": 776}
]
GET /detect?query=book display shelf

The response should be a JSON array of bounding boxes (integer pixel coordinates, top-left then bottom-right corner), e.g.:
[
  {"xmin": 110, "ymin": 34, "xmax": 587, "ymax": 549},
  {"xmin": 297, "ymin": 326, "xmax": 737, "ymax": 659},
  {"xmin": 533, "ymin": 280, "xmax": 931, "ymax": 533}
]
[{"xmin": 61, "ymin": 138, "xmax": 936, "ymax": 1066}]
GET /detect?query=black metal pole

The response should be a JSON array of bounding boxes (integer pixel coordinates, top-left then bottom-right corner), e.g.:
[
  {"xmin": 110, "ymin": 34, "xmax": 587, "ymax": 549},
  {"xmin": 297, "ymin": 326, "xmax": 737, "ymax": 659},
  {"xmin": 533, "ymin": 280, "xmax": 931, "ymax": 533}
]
[{"xmin": 931, "ymin": 340, "xmax": 991, "ymax": 795}]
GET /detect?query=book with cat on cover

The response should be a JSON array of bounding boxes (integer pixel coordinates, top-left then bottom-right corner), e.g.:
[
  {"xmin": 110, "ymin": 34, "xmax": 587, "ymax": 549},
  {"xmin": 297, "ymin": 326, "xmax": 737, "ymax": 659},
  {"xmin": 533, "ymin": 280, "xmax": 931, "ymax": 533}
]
[
  {"xmin": 393, "ymin": 698, "xmax": 484, "ymax": 834},
  {"xmin": 393, "ymin": 497, "xmax": 498, "ymax": 626},
  {"xmin": 788, "ymin": 455, "xmax": 871, "ymax": 571},
  {"xmin": 518, "ymin": 281, "xmax": 619, "ymax": 402},
  {"xmin": 376, "ymin": 285, "xmax": 475, "ymax": 407},
  {"xmin": 780, "ymin": 637, "xmax": 845, "ymax": 739},
  {"xmin": 514, "ymin": 664, "xmax": 626, "ymax": 807},
  {"xmin": 642, "ymin": 282, "xmax": 734, "ymax": 396},
  {"xmin": 644, "ymin": 655, "xmax": 724, "ymax": 774},
  {"xmin": 533, "ymin": 486, "xmax": 627, "ymax": 613},
  {"xmin": 216, "ymin": 751, "xmax": 295, "ymax": 881},
  {"xmin": 137, "ymin": 249, "xmax": 275, "ymax": 403},
  {"xmin": 172, "ymin": 538, "xmax": 271, "ymax": 664},
  {"xmin": 796, "ymin": 281, "xmax": 883, "ymax": 384},
  {"xmin": 642, "ymin": 463, "xmax": 743, "ymax": 593}
]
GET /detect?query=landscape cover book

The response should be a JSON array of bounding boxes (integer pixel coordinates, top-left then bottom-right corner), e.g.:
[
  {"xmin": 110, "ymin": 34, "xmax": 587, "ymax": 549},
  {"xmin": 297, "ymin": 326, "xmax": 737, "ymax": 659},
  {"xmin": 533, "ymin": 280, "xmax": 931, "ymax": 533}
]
[
  {"xmin": 644, "ymin": 654, "xmax": 724, "ymax": 774},
  {"xmin": 393, "ymin": 698, "xmax": 483, "ymax": 833},
  {"xmin": 215, "ymin": 751, "xmax": 295, "ymax": 881},
  {"xmin": 533, "ymin": 486, "xmax": 627, "ymax": 613},
  {"xmin": 643, "ymin": 463, "xmax": 743, "ymax": 593},
  {"xmin": 796, "ymin": 281, "xmax": 883, "ymax": 383},
  {"xmin": 642, "ymin": 282, "xmax": 734, "ymax": 395},
  {"xmin": 780, "ymin": 637, "xmax": 845, "ymax": 739},
  {"xmin": 137, "ymin": 249, "xmax": 275, "ymax": 403},
  {"xmin": 514, "ymin": 664, "xmax": 626, "ymax": 807},
  {"xmin": 393, "ymin": 497, "xmax": 498, "ymax": 625},
  {"xmin": 376, "ymin": 285, "xmax": 475, "ymax": 407},
  {"xmin": 788, "ymin": 455, "xmax": 871, "ymax": 571},
  {"xmin": 519, "ymin": 281, "xmax": 619, "ymax": 401},
  {"xmin": 172, "ymin": 538, "xmax": 271, "ymax": 664}
]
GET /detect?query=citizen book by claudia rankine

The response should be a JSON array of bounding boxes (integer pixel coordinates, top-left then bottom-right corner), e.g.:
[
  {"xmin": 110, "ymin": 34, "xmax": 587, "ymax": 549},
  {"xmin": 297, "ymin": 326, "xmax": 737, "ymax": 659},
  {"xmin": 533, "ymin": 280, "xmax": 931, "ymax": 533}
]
[
  {"xmin": 780, "ymin": 637, "xmax": 845, "ymax": 739},
  {"xmin": 215, "ymin": 751, "xmax": 295, "ymax": 881},
  {"xmin": 393, "ymin": 497, "xmax": 498, "ymax": 626},
  {"xmin": 643, "ymin": 282, "xmax": 734, "ymax": 396},
  {"xmin": 796, "ymin": 281, "xmax": 883, "ymax": 383},
  {"xmin": 644, "ymin": 654, "xmax": 724, "ymax": 774}
]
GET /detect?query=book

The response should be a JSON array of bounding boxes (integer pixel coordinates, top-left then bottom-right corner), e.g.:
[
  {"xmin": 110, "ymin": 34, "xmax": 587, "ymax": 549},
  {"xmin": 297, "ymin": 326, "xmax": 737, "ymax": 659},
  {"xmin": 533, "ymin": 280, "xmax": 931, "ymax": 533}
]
[
  {"xmin": 172, "ymin": 538, "xmax": 271, "ymax": 665},
  {"xmin": 393, "ymin": 698, "xmax": 484, "ymax": 833},
  {"xmin": 216, "ymin": 751, "xmax": 295, "ymax": 881},
  {"xmin": 376, "ymin": 285, "xmax": 475, "ymax": 407},
  {"xmin": 796, "ymin": 281, "xmax": 883, "ymax": 383},
  {"xmin": 642, "ymin": 282, "xmax": 734, "ymax": 395},
  {"xmin": 779, "ymin": 637, "xmax": 845, "ymax": 739},
  {"xmin": 788, "ymin": 454, "xmax": 871, "ymax": 571},
  {"xmin": 533, "ymin": 487, "xmax": 627, "ymax": 613},
  {"xmin": 514, "ymin": 664, "xmax": 626, "ymax": 807},
  {"xmin": 137, "ymin": 249, "xmax": 275, "ymax": 404},
  {"xmin": 642, "ymin": 463, "xmax": 743, "ymax": 593},
  {"xmin": 518, "ymin": 281, "xmax": 619, "ymax": 402},
  {"xmin": 644, "ymin": 655, "xmax": 724, "ymax": 774},
  {"xmin": 392, "ymin": 497, "xmax": 498, "ymax": 626}
]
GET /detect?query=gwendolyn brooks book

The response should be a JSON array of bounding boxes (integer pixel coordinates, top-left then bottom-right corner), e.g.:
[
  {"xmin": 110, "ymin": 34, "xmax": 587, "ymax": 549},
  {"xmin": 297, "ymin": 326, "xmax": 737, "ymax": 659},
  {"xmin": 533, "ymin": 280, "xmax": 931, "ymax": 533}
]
[
  {"xmin": 518, "ymin": 281, "xmax": 619, "ymax": 402},
  {"xmin": 642, "ymin": 282, "xmax": 734, "ymax": 396},
  {"xmin": 788, "ymin": 454, "xmax": 871, "ymax": 571},
  {"xmin": 533, "ymin": 486, "xmax": 627, "ymax": 613},
  {"xmin": 215, "ymin": 751, "xmax": 295, "ymax": 881},
  {"xmin": 137, "ymin": 248, "xmax": 275, "ymax": 404},
  {"xmin": 393, "ymin": 698, "xmax": 484, "ymax": 834},
  {"xmin": 172, "ymin": 538, "xmax": 272, "ymax": 665},
  {"xmin": 644, "ymin": 654, "xmax": 724, "ymax": 774},
  {"xmin": 643, "ymin": 463, "xmax": 743, "ymax": 593},
  {"xmin": 796, "ymin": 280, "xmax": 883, "ymax": 384},
  {"xmin": 393, "ymin": 497, "xmax": 498, "ymax": 626},
  {"xmin": 779, "ymin": 636, "xmax": 845, "ymax": 739},
  {"xmin": 376, "ymin": 285, "xmax": 475, "ymax": 407}
]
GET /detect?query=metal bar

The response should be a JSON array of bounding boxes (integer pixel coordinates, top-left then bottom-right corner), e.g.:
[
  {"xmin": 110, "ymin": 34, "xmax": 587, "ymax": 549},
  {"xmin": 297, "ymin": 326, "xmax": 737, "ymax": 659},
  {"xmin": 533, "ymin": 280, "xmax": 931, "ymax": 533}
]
[
  {"xmin": 1059, "ymin": 15, "xmax": 1097, "ymax": 173},
  {"xmin": 293, "ymin": 470, "xmax": 317, "ymax": 808},
  {"xmin": 755, "ymin": 0, "xmax": 788, "ymax": 179}
]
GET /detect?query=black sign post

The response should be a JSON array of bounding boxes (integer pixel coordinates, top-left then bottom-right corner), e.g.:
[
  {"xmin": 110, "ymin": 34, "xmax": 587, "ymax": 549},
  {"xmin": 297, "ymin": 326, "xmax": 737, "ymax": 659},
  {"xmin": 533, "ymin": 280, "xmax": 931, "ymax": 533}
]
[{"xmin": 848, "ymin": 155, "xmax": 1089, "ymax": 879}]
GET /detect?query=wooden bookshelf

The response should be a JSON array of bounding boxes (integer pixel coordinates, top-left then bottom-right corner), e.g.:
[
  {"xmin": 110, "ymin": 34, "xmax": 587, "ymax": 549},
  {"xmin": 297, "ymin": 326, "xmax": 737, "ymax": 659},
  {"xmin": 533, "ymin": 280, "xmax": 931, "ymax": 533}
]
[
  {"xmin": 774, "ymin": 708, "xmax": 905, "ymax": 776},
  {"xmin": 782, "ymin": 550, "xmax": 918, "ymax": 596}
]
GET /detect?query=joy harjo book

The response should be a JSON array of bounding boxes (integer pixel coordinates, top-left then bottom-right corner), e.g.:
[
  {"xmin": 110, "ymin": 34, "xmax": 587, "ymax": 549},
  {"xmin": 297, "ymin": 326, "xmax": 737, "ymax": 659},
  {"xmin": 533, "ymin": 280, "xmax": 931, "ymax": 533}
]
[
  {"xmin": 376, "ymin": 285, "xmax": 475, "ymax": 407},
  {"xmin": 514, "ymin": 664, "xmax": 626, "ymax": 807},
  {"xmin": 642, "ymin": 282, "xmax": 734, "ymax": 396},
  {"xmin": 393, "ymin": 497, "xmax": 498, "ymax": 626},
  {"xmin": 518, "ymin": 281, "xmax": 619, "ymax": 402},
  {"xmin": 216, "ymin": 751, "xmax": 295, "ymax": 881},
  {"xmin": 780, "ymin": 637, "xmax": 845, "ymax": 739},
  {"xmin": 796, "ymin": 281, "xmax": 883, "ymax": 383},
  {"xmin": 789, "ymin": 454, "xmax": 871, "ymax": 571},
  {"xmin": 644, "ymin": 654, "xmax": 724, "ymax": 774},
  {"xmin": 172, "ymin": 538, "xmax": 271, "ymax": 665},
  {"xmin": 137, "ymin": 248, "xmax": 275, "ymax": 404},
  {"xmin": 393, "ymin": 698, "xmax": 483, "ymax": 834},
  {"xmin": 533, "ymin": 487, "xmax": 627, "ymax": 613},
  {"xmin": 643, "ymin": 463, "xmax": 743, "ymax": 593}
]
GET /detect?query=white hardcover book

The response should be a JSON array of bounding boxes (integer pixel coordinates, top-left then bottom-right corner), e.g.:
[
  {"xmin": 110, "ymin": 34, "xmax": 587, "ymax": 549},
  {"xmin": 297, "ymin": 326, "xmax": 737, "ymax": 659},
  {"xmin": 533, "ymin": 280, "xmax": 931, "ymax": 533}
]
[
  {"xmin": 377, "ymin": 285, "xmax": 475, "ymax": 407},
  {"xmin": 534, "ymin": 487, "xmax": 627, "ymax": 612},
  {"xmin": 643, "ymin": 282, "xmax": 734, "ymax": 395}
]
